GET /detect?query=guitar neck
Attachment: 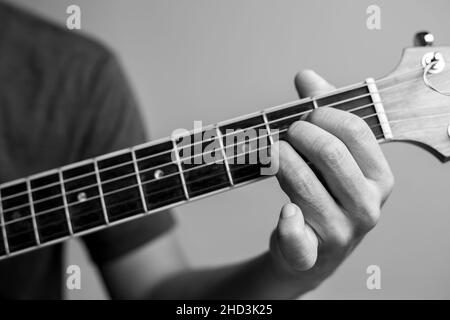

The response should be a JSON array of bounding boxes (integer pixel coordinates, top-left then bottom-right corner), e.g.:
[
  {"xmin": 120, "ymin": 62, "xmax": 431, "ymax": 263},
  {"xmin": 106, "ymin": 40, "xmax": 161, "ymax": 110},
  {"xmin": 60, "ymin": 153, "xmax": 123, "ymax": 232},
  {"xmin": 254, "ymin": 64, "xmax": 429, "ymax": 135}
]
[{"xmin": 0, "ymin": 77, "xmax": 392, "ymax": 260}]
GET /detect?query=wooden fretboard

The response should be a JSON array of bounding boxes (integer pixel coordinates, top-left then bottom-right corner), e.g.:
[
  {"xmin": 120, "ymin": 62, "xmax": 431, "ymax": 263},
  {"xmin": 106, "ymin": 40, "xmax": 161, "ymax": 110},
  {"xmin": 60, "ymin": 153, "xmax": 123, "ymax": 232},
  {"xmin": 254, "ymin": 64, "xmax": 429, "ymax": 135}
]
[{"xmin": 0, "ymin": 79, "xmax": 389, "ymax": 260}]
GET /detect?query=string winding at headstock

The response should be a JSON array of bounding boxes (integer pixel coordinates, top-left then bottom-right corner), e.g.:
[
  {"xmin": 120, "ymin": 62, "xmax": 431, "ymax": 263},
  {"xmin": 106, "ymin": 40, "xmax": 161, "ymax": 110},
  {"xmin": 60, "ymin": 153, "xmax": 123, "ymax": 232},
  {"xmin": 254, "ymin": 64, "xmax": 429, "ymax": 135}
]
[{"xmin": 378, "ymin": 32, "xmax": 450, "ymax": 162}]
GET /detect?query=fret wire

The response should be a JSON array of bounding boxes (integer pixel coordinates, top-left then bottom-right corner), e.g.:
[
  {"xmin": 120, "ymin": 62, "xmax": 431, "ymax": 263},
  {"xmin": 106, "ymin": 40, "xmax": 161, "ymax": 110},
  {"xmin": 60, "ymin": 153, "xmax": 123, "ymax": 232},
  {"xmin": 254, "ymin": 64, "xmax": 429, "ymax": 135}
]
[
  {"xmin": 312, "ymin": 98, "xmax": 318, "ymax": 109},
  {"xmin": 131, "ymin": 148, "xmax": 148, "ymax": 212},
  {"xmin": 0, "ymin": 66, "xmax": 430, "ymax": 260},
  {"xmin": 0, "ymin": 95, "xmax": 376, "ymax": 203},
  {"xmin": 0, "ymin": 192, "xmax": 10, "ymax": 255},
  {"xmin": 2, "ymin": 97, "xmax": 379, "ymax": 218},
  {"xmin": 0, "ymin": 108, "xmax": 383, "ymax": 218},
  {"xmin": 47, "ymin": 132, "xmax": 385, "ymax": 218},
  {"xmin": 94, "ymin": 160, "xmax": 109, "ymax": 225},
  {"xmin": 0, "ymin": 97, "xmax": 385, "ymax": 225},
  {"xmin": 0, "ymin": 135, "xmax": 391, "ymax": 262},
  {"xmin": 0, "ymin": 88, "xmax": 374, "ymax": 203},
  {"xmin": 58, "ymin": 169, "xmax": 73, "ymax": 235},
  {"xmin": 26, "ymin": 178, "xmax": 41, "ymax": 245},
  {"xmin": 0, "ymin": 69, "xmax": 428, "ymax": 204},
  {"xmin": 215, "ymin": 126, "xmax": 234, "ymax": 186},
  {"xmin": 0, "ymin": 127, "xmax": 386, "ymax": 229},
  {"xmin": 171, "ymin": 139, "xmax": 190, "ymax": 200},
  {"xmin": 261, "ymin": 111, "xmax": 274, "ymax": 145}
]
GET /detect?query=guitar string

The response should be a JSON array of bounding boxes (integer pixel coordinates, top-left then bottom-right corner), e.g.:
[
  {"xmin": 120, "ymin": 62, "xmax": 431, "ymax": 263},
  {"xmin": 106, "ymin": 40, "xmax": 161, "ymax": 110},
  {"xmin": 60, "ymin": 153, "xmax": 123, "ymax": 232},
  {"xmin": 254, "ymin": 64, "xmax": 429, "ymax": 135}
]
[
  {"xmin": 0, "ymin": 65, "xmax": 442, "ymax": 232},
  {"xmin": 3, "ymin": 128, "xmax": 387, "ymax": 230},
  {"xmin": 14, "ymin": 109, "xmax": 450, "ymax": 231},
  {"xmin": 0, "ymin": 66, "xmax": 426, "ymax": 203},
  {"xmin": 0, "ymin": 64, "xmax": 440, "ymax": 222},
  {"xmin": 0, "ymin": 67, "xmax": 431, "ymax": 219},
  {"xmin": 10, "ymin": 117, "xmax": 450, "ymax": 234},
  {"xmin": 0, "ymin": 64, "xmax": 428, "ymax": 202},
  {"xmin": 0, "ymin": 103, "xmax": 382, "ymax": 214},
  {"xmin": 0, "ymin": 90, "xmax": 375, "ymax": 201},
  {"xmin": 1, "ymin": 111, "xmax": 383, "ymax": 220},
  {"xmin": 13, "ymin": 114, "xmax": 450, "ymax": 235},
  {"xmin": 0, "ymin": 96, "xmax": 377, "ymax": 203},
  {"xmin": 0, "ymin": 66, "xmax": 438, "ymax": 230},
  {"xmin": 1, "ymin": 110, "xmax": 382, "ymax": 215}
]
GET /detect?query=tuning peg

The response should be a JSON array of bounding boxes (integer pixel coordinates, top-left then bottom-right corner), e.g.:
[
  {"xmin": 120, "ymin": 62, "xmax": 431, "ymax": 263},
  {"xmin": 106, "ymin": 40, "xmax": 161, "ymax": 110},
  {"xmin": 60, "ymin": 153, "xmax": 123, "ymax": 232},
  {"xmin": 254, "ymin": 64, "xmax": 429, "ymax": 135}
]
[{"xmin": 414, "ymin": 31, "xmax": 434, "ymax": 47}]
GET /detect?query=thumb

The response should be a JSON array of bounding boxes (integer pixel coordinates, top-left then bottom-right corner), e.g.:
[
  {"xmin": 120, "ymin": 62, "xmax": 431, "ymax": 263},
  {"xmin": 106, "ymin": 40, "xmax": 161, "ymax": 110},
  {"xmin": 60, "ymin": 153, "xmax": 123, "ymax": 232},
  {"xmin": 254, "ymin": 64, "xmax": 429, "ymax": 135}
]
[
  {"xmin": 294, "ymin": 70, "xmax": 335, "ymax": 98},
  {"xmin": 271, "ymin": 203, "xmax": 319, "ymax": 272}
]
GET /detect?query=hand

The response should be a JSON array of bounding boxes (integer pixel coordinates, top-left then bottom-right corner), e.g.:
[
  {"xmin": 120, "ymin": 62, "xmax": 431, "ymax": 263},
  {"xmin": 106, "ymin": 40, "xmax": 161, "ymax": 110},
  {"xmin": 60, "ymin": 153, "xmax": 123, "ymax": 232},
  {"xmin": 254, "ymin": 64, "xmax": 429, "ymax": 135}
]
[{"xmin": 269, "ymin": 70, "xmax": 394, "ymax": 287}]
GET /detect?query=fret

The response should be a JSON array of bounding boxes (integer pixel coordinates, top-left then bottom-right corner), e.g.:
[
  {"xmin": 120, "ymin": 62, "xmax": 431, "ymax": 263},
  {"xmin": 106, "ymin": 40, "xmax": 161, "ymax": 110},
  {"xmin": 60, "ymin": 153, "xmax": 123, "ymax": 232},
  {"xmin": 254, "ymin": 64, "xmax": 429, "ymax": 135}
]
[
  {"xmin": 135, "ymin": 140, "xmax": 187, "ymax": 210},
  {"xmin": 97, "ymin": 151, "xmax": 145, "ymax": 222},
  {"xmin": 220, "ymin": 115, "xmax": 272, "ymax": 185},
  {"xmin": 62, "ymin": 161, "xmax": 106, "ymax": 233},
  {"xmin": 26, "ymin": 179, "xmax": 40, "ymax": 245},
  {"xmin": 1, "ymin": 181, "xmax": 38, "ymax": 252},
  {"xmin": 59, "ymin": 169, "xmax": 74, "ymax": 235},
  {"xmin": 93, "ymin": 160, "xmax": 109, "ymax": 224},
  {"xmin": 171, "ymin": 139, "xmax": 190, "ymax": 200},
  {"xmin": 131, "ymin": 148, "xmax": 148, "ymax": 212},
  {"xmin": 312, "ymin": 98, "xmax": 318, "ymax": 109},
  {"xmin": 261, "ymin": 111, "xmax": 274, "ymax": 145},
  {"xmin": 215, "ymin": 126, "xmax": 234, "ymax": 186},
  {"xmin": 0, "ymin": 192, "xmax": 9, "ymax": 255},
  {"xmin": 177, "ymin": 129, "xmax": 231, "ymax": 197},
  {"xmin": 30, "ymin": 172, "xmax": 70, "ymax": 243}
]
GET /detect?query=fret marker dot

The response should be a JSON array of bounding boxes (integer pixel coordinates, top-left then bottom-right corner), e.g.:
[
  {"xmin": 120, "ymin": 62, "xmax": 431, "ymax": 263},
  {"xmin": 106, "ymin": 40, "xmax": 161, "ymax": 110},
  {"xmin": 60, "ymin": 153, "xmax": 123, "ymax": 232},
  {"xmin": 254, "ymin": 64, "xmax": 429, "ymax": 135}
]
[
  {"xmin": 154, "ymin": 169, "xmax": 164, "ymax": 179},
  {"xmin": 77, "ymin": 192, "xmax": 87, "ymax": 202}
]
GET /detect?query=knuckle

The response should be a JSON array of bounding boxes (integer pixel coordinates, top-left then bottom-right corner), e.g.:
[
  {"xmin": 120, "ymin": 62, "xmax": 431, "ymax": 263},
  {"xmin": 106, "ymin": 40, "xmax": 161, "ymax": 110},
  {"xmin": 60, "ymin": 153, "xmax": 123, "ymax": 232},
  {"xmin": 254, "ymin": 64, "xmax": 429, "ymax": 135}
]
[
  {"xmin": 342, "ymin": 116, "xmax": 370, "ymax": 137},
  {"xmin": 359, "ymin": 203, "xmax": 381, "ymax": 230},
  {"xmin": 383, "ymin": 171, "xmax": 395, "ymax": 197},
  {"xmin": 328, "ymin": 228, "xmax": 352, "ymax": 249},
  {"xmin": 314, "ymin": 137, "xmax": 346, "ymax": 167}
]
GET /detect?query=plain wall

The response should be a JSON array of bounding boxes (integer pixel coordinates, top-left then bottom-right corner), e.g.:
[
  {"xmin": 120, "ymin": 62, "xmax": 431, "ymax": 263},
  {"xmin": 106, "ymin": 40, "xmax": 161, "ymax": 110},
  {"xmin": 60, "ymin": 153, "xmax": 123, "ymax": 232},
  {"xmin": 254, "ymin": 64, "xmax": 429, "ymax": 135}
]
[{"xmin": 8, "ymin": 0, "xmax": 450, "ymax": 299}]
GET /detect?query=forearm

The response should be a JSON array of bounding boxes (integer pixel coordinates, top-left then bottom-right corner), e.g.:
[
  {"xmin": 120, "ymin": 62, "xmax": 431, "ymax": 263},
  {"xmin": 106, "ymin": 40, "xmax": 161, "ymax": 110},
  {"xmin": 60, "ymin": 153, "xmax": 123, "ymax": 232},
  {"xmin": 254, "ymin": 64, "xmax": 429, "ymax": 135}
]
[{"xmin": 146, "ymin": 251, "xmax": 321, "ymax": 300}]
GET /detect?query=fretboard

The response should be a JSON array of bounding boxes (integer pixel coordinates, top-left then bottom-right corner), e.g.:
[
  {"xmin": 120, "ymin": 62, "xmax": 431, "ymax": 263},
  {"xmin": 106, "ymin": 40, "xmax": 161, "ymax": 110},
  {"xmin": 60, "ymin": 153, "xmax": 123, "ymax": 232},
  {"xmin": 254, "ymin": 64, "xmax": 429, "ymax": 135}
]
[{"xmin": 0, "ymin": 78, "xmax": 391, "ymax": 260}]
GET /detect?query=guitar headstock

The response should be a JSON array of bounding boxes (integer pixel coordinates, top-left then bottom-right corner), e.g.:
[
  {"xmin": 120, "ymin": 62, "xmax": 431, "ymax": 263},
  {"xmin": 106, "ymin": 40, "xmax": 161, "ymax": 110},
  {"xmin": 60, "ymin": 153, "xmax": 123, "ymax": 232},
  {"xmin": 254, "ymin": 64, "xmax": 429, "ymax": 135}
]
[{"xmin": 379, "ymin": 32, "xmax": 450, "ymax": 162}]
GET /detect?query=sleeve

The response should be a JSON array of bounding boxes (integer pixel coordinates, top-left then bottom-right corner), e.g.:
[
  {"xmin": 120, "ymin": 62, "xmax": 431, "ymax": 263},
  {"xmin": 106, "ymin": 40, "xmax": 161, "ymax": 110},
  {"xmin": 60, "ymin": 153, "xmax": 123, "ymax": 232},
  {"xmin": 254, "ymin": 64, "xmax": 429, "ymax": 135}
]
[{"xmin": 78, "ymin": 49, "xmax": 175, "ymax": 265}]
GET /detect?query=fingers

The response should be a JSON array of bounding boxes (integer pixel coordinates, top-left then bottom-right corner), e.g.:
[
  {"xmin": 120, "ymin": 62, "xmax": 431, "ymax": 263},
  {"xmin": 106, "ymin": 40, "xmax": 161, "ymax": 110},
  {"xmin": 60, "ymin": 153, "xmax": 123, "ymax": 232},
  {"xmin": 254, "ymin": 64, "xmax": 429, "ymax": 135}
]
[
  {"xmin": 294, "ymin": 70, "xmax": 393, "ymax": 198},
  {"xmin": 295, "ymin": 70, "xmax": 335, "ymax": 98},
  {"xmin": 303, "ymin": 107, "xmax": 394, "ymax": 191},
  {"xmin": 269, "ymin": 70, "xmax": 394, "ymax": 275},
  {"xmin": 286, "ymin": 120, "xmax": 377, "ymax": 223},
  {"xmin": 275, "ymin": 141, "xmax": 350, "ymax": 241},
  {"xmin": 272, "ymin": 203, "xmax": 318, "ymax": 271}
]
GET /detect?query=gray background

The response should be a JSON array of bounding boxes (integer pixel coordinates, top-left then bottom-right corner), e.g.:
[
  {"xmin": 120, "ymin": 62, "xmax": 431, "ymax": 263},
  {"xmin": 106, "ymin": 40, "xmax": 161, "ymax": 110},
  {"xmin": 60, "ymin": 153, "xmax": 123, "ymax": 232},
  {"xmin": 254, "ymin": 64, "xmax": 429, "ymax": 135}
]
[{"xmin": 9, "ymin": 0, "xmax": 450, "ymax": 299}]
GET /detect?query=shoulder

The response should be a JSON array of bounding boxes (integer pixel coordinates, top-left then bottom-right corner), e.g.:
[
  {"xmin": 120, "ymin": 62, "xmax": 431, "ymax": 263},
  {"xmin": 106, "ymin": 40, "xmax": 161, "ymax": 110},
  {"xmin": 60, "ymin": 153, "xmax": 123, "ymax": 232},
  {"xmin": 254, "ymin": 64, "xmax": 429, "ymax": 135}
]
[{"xmin": 1, "ymin": 2, "xmax": 115, "ymax": 72}]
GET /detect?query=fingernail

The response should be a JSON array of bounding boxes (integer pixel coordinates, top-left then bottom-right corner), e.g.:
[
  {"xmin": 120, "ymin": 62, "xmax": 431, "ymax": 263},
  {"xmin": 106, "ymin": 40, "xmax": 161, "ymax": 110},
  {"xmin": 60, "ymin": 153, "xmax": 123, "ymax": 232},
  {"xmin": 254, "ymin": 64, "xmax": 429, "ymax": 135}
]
[{"xmin": 281, "ymin": 203, "xmax": 297, "ymax": 219}]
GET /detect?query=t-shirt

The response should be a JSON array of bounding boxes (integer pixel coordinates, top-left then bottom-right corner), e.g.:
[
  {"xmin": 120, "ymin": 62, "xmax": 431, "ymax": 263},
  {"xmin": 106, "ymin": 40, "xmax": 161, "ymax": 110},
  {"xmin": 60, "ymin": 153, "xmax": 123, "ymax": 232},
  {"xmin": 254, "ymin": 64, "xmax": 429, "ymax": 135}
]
[{"xmin": 0, "ymin": 2, "xmax": 175, "ymax": 299}]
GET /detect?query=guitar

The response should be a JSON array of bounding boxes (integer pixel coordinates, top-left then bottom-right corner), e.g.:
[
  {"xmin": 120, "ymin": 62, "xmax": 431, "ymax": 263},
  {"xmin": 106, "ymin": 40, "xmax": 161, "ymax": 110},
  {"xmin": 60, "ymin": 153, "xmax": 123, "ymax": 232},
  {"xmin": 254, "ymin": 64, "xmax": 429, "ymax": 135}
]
[{"xmin": 0, "ymin": 32, "xmax": 449, "ymax": 261}]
